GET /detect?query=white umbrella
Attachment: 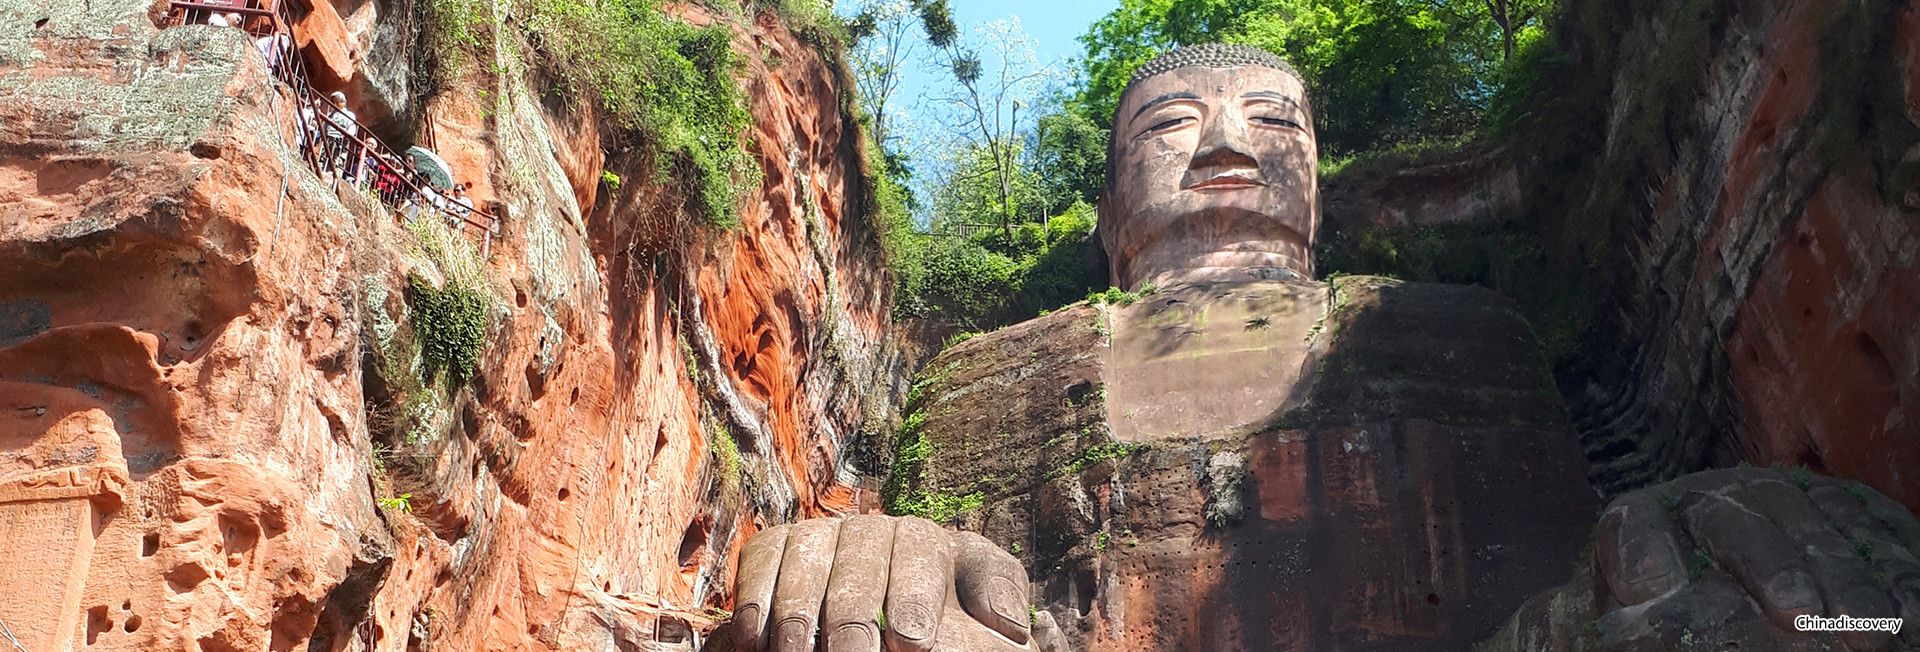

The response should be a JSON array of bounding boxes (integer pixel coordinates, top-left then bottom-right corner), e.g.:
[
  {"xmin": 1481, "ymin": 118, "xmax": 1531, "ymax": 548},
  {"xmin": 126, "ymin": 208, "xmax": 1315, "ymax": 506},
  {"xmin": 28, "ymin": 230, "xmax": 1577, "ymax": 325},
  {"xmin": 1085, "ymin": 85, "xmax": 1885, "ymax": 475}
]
[{"xmin": 406, "ymin": 146, "xmax": 455, "ymax": 189}]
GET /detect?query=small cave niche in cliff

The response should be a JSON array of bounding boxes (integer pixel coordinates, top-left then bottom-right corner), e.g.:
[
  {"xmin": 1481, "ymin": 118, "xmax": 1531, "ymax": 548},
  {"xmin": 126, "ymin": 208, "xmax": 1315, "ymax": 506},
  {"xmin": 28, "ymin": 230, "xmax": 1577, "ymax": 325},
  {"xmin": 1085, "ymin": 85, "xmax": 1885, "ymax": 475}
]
[
  {"xmin": 677, "ymin": 517, "xmax": 711, "ymax": 568},
  {"xmin": 1855, "ymin": 331, "xmax": 1897, "ymax": 387},
  {"xmin": 655, "ymin": 617, "xmax": 693, "ymax": 644},
  {"xmin": 1797, "ymin": 448, "xmax": 1828, "ymax": 474}
]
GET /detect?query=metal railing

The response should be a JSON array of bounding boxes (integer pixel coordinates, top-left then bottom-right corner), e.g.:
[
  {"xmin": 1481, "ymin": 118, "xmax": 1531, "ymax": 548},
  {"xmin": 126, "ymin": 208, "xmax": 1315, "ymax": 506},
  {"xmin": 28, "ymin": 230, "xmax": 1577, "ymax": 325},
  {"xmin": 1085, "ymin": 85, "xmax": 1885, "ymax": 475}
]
[{"xmin": 165, "ymin": 0, "xmax": 499, "ymax": 257}]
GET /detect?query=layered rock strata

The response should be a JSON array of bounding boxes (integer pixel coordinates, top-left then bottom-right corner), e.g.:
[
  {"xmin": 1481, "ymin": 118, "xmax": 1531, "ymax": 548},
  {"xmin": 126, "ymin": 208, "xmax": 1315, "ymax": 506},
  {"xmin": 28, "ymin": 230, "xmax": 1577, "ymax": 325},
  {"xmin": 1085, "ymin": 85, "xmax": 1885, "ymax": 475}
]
[
  {"xmin": 0, "ymin": 0, "xmax": 903, "ymax": 649},
  {"xmin": 1546, "ymin": 0, "xmax": 1920, "ymax": 506}
]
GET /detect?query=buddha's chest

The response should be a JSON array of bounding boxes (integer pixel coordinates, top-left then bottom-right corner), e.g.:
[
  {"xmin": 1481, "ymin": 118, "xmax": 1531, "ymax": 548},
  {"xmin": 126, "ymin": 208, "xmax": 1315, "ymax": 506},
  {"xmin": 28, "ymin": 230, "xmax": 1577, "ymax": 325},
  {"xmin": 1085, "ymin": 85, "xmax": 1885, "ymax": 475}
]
[{"xmin": 1104, "ymin": 279, "xmax": 1329, "ymax": 442}]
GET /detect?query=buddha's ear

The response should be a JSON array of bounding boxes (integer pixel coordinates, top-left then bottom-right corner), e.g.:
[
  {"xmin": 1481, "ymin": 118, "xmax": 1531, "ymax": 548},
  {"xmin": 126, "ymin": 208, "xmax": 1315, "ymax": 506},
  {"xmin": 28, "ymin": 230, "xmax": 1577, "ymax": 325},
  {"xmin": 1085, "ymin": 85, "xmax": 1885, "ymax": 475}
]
[
  {"xmin": 1093, "ymin": 195, "xmax": 1124, "ymax": 288},
  {"xmin": 1093, "ymin": 192, "xmax": 1114, "ymax": 249}
]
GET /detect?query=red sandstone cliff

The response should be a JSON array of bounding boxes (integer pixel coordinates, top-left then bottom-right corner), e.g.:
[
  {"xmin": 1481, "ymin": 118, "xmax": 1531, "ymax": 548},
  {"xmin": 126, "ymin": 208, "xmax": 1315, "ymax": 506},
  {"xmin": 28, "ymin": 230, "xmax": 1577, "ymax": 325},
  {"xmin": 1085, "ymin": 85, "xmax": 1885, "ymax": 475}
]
[
  {"xmin": 0, "ymin": 0, "xmax": 904, "ymax": 649},
  {"xmin": 1541, "ymin": 0, "xmax": 1920, "ymax": 508},
  {"xmin": 1320, "ymin": 0, "xmax": 1920, "ymax": 512}
]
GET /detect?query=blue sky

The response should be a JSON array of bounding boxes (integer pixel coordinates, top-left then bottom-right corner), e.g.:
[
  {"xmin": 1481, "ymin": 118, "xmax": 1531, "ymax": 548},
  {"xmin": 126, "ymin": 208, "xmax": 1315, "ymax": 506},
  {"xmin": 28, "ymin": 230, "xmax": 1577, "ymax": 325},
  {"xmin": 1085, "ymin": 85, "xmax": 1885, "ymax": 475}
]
[
  {"xmin": 846, "ymin": 0, "xmax": 1118, "ymax": 201},
  {"xmin": 928, "ymin": 0, "xmax": 1118, "ymax": 73},
  {"xmin": 896, "ymin": 0, "xmax": 1117, "ymax": 127}
]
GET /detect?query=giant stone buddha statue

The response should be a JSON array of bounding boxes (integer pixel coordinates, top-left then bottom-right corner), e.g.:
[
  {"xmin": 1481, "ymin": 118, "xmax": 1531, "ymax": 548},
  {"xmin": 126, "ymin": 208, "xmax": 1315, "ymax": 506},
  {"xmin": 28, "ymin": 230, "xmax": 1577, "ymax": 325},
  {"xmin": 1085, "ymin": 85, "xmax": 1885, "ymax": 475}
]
[{"xmin": 707, "ymin": 44, "xmax": 1920, "ymax": 652}]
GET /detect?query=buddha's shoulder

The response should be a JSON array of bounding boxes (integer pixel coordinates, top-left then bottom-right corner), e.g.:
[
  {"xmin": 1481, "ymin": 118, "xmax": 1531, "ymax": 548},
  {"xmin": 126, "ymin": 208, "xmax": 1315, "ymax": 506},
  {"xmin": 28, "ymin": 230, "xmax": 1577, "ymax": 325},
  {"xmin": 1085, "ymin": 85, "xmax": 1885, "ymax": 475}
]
[
  {"xmin": 1321, "ymin": 275, "xmax": 1538, "ymax": 341},
  {"xmin": 1298, "ymin": 275, "xmax": 1568, "ymax": 429},
  {"xmin": 914, "ymin": 303, "xmax": 1107, "ymax": 406},
  {"xmin": 1316, "ymin": 275, "xmax": 1549, "ymax": 372}
]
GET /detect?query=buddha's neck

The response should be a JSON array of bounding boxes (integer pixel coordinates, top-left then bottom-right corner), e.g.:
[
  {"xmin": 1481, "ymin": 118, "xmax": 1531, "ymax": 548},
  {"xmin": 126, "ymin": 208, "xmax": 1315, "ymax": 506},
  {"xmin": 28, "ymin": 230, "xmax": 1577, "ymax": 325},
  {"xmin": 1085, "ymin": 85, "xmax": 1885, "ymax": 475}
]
[
  {"xmin": 1141, "ymin": 265, "xmax": 1311, "ymax": 289},
  {"xmin": 1120, "ymin": 243, "xmax": 1315, "ymax": 291}
]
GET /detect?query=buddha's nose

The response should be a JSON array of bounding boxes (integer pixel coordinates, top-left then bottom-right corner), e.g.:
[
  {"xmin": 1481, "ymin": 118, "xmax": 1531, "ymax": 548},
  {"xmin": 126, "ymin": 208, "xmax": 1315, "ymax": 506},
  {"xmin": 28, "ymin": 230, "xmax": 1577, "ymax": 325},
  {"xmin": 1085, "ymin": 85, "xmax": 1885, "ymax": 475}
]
[{"xmin": 1190, "ymin": 113, "xmax": 1257, "ymax": 170}]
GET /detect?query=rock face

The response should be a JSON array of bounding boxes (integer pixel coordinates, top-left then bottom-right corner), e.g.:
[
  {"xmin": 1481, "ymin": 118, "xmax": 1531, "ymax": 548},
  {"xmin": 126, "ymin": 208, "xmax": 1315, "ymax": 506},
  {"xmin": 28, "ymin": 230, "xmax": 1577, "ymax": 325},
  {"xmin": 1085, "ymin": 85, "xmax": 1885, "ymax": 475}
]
[
  {"xmin": 1315, "ymin": 1, "xmax": 1920, "ymax": 513},
  {"xmin": 1319, "ymin": 144, "xmax": 1519, "ymax": 233},
  {"xmin": 0, "ymin": 0, "xmax": 904, "ymax": 650},
  {"xmin": 1538, "ymin": 0, "xmax": 1920, "ymax": 506},
  {"xmin": 894, "ymin": 276, "xmax": 1599, "ymax": 651},
  {"xmin": 0, "ymin": 3, "xmax": 391, "ymax": 648}
]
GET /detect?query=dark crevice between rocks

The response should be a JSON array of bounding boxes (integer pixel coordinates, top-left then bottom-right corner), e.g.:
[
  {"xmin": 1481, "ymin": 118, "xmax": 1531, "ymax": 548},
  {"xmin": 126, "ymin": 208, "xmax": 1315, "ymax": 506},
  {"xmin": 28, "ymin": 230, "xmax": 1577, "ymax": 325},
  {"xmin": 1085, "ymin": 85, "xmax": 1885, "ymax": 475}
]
[{"xmin": 305, "ymin": 534, "xmax": 395, "ymax": 652}]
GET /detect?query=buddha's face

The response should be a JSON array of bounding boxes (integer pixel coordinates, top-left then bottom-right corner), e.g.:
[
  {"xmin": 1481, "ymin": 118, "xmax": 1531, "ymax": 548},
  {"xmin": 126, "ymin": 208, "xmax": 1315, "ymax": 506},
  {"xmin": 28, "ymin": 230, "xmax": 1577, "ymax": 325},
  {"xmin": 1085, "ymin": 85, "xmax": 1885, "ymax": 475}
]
[{"xmin": 1099, "ymin": 65, "xmax": 1318, "ymax": 289}]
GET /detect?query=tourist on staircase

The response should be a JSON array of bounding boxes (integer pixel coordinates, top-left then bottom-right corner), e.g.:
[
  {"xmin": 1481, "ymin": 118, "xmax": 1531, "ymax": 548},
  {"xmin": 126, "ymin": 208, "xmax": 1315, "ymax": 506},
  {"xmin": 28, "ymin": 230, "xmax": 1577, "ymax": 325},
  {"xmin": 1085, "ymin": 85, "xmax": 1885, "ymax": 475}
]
[{"xmin": 322, "ymin": 91, "xmax": 359, "ymax": 182}]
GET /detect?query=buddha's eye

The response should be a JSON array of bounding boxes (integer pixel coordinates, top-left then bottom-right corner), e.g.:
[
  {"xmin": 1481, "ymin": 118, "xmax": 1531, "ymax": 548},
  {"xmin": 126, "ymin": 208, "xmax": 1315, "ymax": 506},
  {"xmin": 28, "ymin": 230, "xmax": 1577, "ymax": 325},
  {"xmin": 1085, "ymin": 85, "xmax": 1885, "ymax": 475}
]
[
  {"xmin": 1253, "ymin": 116, "xmax": 1303, "ymax": 130},
  {"xmin": 1140, "ymin": 116, "xmax": 1191, "ymax": 136}
]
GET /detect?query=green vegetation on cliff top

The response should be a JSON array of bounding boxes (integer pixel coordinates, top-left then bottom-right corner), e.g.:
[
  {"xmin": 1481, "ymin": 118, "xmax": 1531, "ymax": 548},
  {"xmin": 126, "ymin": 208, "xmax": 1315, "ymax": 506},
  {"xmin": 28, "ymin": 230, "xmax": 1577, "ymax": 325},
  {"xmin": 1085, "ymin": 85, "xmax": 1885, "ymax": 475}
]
[{"xmin": 430, "ymin": 0, "xmax": 856, "ymax": 228}]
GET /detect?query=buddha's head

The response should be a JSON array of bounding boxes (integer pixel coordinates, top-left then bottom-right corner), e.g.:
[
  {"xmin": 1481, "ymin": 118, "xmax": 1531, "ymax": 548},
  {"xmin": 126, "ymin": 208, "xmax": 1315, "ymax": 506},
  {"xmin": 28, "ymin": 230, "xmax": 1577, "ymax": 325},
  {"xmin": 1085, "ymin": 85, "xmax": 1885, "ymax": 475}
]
[{"xmin": 1098, "ymin": 43, "xmax": 1318, "ymax": 290}]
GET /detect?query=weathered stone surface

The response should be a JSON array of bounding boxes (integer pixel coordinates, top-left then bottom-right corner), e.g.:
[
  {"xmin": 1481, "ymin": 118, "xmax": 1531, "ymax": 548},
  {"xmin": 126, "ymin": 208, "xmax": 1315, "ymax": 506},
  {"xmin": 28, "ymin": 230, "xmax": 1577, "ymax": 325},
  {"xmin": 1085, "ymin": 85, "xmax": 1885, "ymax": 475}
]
[
  {"xmin": 0, "ymin": 3, "xmax": 388, "ymax": 648},
  {"xmin": 1, "ymin": 0, "xmax": 910, "ymax": 649},
  {"xmin": 1543, "ymin": 0, "xmax": 1920, "ymax": 508},
  {"xmin": 898, "ymin": 275, "xmax": 1599, "ymax": 650},
  {"xmin": 1106, "ymin": 280, "xmax": 1326, "ymax": 442},
  {"xmin": 1320, "ymin": 144, "xmax": 1520, "ymax": 232},
  {"xmin": 293, "ymin": 0, "xmax": 425, "ymax": 133},
  {"xmin": 1492, "ymin": 466, "xmax": 1920, "ymax": 651},
  {"xmin": 348, "ymin": 7, "xmax": 912, "ymax": 649}
]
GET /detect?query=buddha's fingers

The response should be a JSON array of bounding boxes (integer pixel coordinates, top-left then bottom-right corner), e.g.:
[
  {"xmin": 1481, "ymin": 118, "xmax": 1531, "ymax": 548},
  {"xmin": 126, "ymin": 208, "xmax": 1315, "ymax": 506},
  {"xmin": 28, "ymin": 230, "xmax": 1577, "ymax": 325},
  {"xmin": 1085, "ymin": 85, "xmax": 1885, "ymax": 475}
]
[
  {"xmin": 1741, "ymin": 474, "xmax": 1896, "ymax": 651},
  {"xmin": 1807, "ymin": 478, "xmax": 1920, "ymax": 649},
  {"xmin": 1678, "ymin": 487, "xmax": 1823, "ymax": 630},
  {"xmin": 885, "ymin": 517, "xmax": 954, "ymax": 652},
  {"xmin": 928, "ymin": 604, "xmax": 1028, "ymax": 652},
  {"xmin": 1595, "ymin": 489, "xmax": 1688, "ymax": 606},
  {"xmin": 821, "ymin": 515, "xmax": 896, "ymax": 652},
  {"xmin": 951, "ymin": 531, "xmax": 1031, "ymax": 645},
  {"xmin": 1030, "ymin": 610, "xmax": 1068, "ymax": 652},
  {"xmin": 732, "ymin": 525, "xmax": 793, "ymax": 651},
  {"xmin": 769, "ymin": 518, "xmax": 841, "ymax": 652}
]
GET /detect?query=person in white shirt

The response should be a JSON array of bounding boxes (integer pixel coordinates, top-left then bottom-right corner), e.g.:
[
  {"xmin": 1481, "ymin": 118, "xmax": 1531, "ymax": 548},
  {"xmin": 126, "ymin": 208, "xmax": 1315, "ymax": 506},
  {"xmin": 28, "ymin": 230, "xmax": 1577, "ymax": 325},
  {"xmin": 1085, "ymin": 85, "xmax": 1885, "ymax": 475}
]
[
  {"xmin": 450, "ymin": 183, "xmax": 475, "ymax": 220},
  {"xmin": 255, "ymin": 31, "xmax": 290, "ymax": 76},
  {"xmin": 323, "ymin": 92, "xmax": 360, "ymax": 180}
]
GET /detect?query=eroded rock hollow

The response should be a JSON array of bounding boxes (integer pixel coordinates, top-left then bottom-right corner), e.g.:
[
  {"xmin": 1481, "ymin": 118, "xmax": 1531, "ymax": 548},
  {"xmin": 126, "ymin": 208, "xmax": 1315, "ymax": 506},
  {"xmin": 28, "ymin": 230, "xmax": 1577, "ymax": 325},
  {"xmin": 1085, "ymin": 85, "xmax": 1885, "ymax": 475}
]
[{"xmin": 0, "ymin": 0, "xmax": 908, "ymax": 648}]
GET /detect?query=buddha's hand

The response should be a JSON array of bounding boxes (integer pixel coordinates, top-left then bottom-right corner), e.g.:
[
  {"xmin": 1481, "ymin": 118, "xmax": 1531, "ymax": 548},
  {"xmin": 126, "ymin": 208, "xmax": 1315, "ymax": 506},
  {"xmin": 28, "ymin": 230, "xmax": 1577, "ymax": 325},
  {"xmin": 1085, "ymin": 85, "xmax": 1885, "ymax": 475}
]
[
  {"xmin": 1595, "ymin": 467, "xmax": 1920, "ymax": 650},
  {"xmin": 704, "ymin": 515, "xmax": 1067, "ymax": 652}
]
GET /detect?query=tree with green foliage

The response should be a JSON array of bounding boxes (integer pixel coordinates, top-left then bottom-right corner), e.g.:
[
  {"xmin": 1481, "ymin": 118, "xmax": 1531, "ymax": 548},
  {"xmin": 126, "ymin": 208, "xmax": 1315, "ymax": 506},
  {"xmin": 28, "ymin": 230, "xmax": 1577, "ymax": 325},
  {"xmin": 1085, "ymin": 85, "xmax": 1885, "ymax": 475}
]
[
  {"xmin": 929, "ymin": 138, "xmax": 1047, "ymax": 236},
  {"xmin": 913, "ymin": 1, "xmax": 1051, "ymax": 241},
  {"xmin": 847, "ymin": 0, "xmax": 920, "ymax": 149},
  {"xmin": 1031, "ymin": 107, "xmax": 1108, "ymax": 216},
  {"xmin": 1435, "ymin": 0, "xmax": 1551, "ymax": 59}
]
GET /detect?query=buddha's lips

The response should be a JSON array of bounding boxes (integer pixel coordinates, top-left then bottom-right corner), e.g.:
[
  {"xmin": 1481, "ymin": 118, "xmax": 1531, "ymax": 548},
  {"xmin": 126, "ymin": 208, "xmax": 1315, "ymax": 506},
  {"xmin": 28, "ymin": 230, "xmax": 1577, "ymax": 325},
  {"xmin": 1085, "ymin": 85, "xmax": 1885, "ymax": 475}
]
[{"xmin": 1184, "ymin": 172, "xmax": 1264, "ymax": 190}]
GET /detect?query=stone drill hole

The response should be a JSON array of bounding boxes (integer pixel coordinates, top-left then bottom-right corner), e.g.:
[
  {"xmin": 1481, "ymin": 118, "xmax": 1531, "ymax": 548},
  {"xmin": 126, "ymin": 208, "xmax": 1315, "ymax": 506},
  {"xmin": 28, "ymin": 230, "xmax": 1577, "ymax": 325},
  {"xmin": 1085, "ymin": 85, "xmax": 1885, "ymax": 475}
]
[
  {"xmin": 142, "ymin": 532, "xmax": 159, "ymax": 557},
  {"xmin": 124, "ymin": 615, "xmax": 142, "ymax": 633},
  {"xmin": 86, "ymin": 606, "xmax": 110, "ymax": 644},
  {"xmin": 557, "ymin": 487, "xmax": 569, "ymax": 501}
]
